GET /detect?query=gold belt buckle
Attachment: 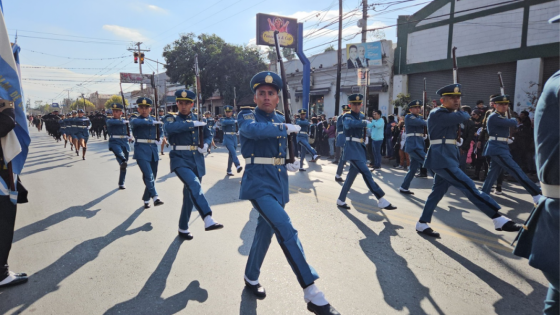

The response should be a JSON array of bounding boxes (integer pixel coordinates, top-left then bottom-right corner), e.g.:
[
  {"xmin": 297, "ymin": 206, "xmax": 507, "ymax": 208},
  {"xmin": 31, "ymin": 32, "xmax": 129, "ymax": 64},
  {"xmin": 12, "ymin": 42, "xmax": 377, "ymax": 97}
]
[
  {"xmin": 274, "ymin": 158, "xmax": 283, "ymax": 165},
  {"xmin": 147, "ymin": 139, "xmax": 153, "ymax": 144}
]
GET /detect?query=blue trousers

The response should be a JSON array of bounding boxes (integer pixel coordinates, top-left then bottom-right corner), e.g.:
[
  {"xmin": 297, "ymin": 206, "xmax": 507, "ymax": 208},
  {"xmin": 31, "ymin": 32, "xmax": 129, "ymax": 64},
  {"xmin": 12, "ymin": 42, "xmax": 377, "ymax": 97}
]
[
  {"xmin": 298, "ymin": 137, "xmax": 317, "ymax": 165},
  {"xmin": 543, "ymin": 270, "xmax": 560, "ymax": 315},
  {"xmin": 338, "ymin": 160, "xmax": 385, "ymax": 201},
  {"xmin": 336, "ymin": 148, "xmax": 347, "ymax": 176},
  {"xmin": 371, "ymin": 140, "xmax": 383, "ymax": 168},
  {"xmin": 224, "ymin": 136, "xmax": 240, "ymax": 172},
  {"xmin": 420, "ymin": 166, "xmax": 500, "ymax": 223},
  {"xmin": 137, "ymin": 159, "xmax": 158, "ymax": 202},
  {"xmin": 245, "ymin": 195, "xmax": 319, "ymax": 288},
  {"xmin": 175, "ymin": 167, "xmax": 212, "ymax": 231},
  {"xmin": 482, "ymin": 154, "xmax": 541, "ymax": 196},
  {"xmin": 401, "ymin": 149, "xmax": 426, "ymax": 190},
  {"xmin": 110, "ymin": 143, "xmax": 129, "ymax": 186}
]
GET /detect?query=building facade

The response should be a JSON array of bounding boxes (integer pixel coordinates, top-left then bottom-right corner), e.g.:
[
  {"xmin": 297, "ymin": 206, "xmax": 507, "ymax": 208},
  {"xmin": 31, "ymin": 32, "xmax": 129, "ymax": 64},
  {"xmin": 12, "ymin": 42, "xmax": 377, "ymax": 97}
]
[
  {"xmin": 393, "ymin": 0, "xmax": 559, "ymax": 113},
  {"xmin": 283, "ymin": 39, "xmax": 395, "ymax": 118}
]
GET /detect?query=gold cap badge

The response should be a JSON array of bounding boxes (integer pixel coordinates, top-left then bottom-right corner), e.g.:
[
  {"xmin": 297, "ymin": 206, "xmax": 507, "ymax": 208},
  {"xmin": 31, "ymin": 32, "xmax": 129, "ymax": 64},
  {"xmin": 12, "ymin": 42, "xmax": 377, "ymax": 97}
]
[
  {"xmin": 181, "ymin": 91, "xmax": 187, "ymax": 98},
  {"xmin": 503, "ymin": 96, "xmax": 508, "ymax": 101},
  {"xmin": 142, "ymin": 99, "xmax": 147, "ymax": 105},
  {"xmin": 454, "ymin": 86, "xmax": 459, "ymax": 93},
  {"xmin": 265, "ymin": 75, "xmax": 273, "ymax": 84},
  {"xmin": 416, "ymin": 101, "xmax": 420, "ymax": 105},
  {"xmin": 356, "ymin": 96, "xmax": 360, "ymax": 101}
]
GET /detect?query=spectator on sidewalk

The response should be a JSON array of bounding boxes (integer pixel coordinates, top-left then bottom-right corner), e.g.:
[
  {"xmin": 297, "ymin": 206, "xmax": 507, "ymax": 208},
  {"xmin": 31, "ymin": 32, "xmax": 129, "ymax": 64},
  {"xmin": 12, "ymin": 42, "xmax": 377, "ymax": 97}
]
[
  {"xmin": 367, "ymin": 110, "xmax": 385, "ymax": 169},
  {"xmin": 326, "ymin": 117, "xmax": 337, "ymax": 159}
]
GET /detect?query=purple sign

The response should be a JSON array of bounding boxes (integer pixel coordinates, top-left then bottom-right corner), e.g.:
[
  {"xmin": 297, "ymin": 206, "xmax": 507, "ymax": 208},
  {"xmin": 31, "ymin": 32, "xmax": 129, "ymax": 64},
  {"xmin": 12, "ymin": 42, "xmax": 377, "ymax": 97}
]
[{"xmin": 256, "ymin": 13, "xmax": 298, "ymax": 49}]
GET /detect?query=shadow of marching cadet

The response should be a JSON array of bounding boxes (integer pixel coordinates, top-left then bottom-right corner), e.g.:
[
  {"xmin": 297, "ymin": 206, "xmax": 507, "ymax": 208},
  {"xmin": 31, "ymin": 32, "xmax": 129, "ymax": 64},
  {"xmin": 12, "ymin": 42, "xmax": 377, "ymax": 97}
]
[
  {"xmin": 20, "ymin": 160, "xmax": 80, "ymax": 176},
  {"xmin": 0, "ymin": 207, "xmax": 152, "ymax": 314},
  {"xmin": 13, "ymin": 188, "xmax": 119, "ymax": 243},
  {"xmin": 337, "ymin": 207, "xmax": 444, "ymax": 315},
  {"xmin": 239, "ymin": 286, "xmax": 258, "ymax": 315},
  {"xmin": 426, "ymin": 238, "xmax": 547, "ymax": 315},
  {"xmin": 104, "ymin": 237, "xmax": 209, "ymax": 315},
  {"xmin": 238, "ymin": 209, "xmax": 259, "ymax": 256},
  {"xmin": 156, "ymin": 171, "xmax": 177, "ymax": 183}
]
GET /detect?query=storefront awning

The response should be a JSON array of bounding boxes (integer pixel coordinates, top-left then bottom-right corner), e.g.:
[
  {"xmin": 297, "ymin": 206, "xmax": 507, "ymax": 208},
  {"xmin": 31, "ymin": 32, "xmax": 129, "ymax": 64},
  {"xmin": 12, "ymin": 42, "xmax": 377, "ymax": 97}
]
[{"xmin": 295, "ymin": 88, "xmax": 331, "ymax": 97}]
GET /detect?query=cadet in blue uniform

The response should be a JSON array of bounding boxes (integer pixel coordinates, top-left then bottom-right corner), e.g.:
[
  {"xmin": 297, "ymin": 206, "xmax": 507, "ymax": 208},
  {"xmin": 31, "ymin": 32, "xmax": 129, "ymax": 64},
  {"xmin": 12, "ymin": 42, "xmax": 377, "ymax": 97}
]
[
  {"xmin": 60, "ymin": 114, "xmax": 68, "ymax": 148},
  {"xmin": 481, "ymin": 95, "xmax": 542, "ymax": 203},
  {"xmin": 158, "ymin": 108, "xmax": 168, "ymax": 155},
  {"xmin": 336, "ymin": 94, "xmax": 396, "ymax": 211},
  {"xmin": 106, "ymin": 103, "xmax": 131, "ymax": 190},
  {"xmin": 416, "ymin": 84, "xmax": 521, "ymax": 237},
  {"xmin": 220, "ymin": 105, "xmax": 243, "ymax": 175},
  {"xmin": 335, "ymin": 105, "xmax": 350, "ymax": 182},
  {"xmin": 275, "ymin": 109, "xmax": 285, "ymax": 122},
  {"xmin": 239, "ymin": 72, "xmax": 339, "ymax": 315},
  {"xmin": 67, "ymin": 111, "xmax": 77, "ymax": 151},
  {"xmin": 513, "ymin": 66, "xmax": 559, "ymax": 314},
  {"xmin": 130, "ymin": 97, "xmax": 164, "ymax": 209},
  {"xmin": 74, "ymin": 109, "xmax": 91, "ymax": 160},
  {"xmin": 164, "ymin": 89, "xmax": 223, "ymax": 240},
  {"xmin": 399, "ymin": 100, "xmax": 427, "ymax": 194},
  {"xmin": 296, "ymin": 109, "xmax": 320, "ymax": 171},
  {"xmin": 204, "ymin": 111, "xmax": 217, "ymax": 150}
]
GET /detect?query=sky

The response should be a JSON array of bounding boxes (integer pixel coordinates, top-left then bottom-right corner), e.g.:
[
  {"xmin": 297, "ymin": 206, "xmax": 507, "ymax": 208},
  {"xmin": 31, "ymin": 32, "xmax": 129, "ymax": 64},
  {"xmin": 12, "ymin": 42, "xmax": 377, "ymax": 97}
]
[{"xmin": 2, "ymin": 0, "xmax": 431, "ymax": 108}]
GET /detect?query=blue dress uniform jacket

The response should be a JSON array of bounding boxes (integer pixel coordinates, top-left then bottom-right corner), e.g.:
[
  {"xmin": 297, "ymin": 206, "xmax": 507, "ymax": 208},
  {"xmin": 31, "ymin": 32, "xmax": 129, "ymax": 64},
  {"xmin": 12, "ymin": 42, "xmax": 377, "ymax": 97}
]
[
  {"xmin": 514, "ymin": 71, "xmax": 559, "ymax": 296},
  {"xmin": 74, "ymin": 116, "xmax": 91, "ymax": 140},
  {"xmin": 342, "ymin": 111, "xmax": 368, "ymax": 162},
  {"xmin": 423, "ymin": 107, "xmax": 469, "ymax": 169},
  {"xmin": 130, "ymin": 115, "xmax": 162, "ymax": 162},
  {"xmin": 335, "ymin": 115, "xmax": 346, "ymax": 148},
  {"xmin": 106, "ymin": 118, "xmax": 130, "ymax": 150},
  {"xmin": 404, "ymin": 114, "xmax": 426, "ymax": 153},
  {"xmin": 295, "ymin": 118, "xmax": 310, "ymax": 137},
  {"xmin": 221, "ymin": 117, "xmax": 237, "ymax": 140},
  {"xmin": 204, "ymin": 118, "xmax": 215, "ymax": 137},
  {"xmin": 164, "ymin": 113, "xmax": 212, "ymax": 177},
  {"xmin": 238, "ymin": 107, "xmax": 289, "ymax": 205},
  {"xmin": 483, "ymin": 112, "xmax": 517, "ymax": 156},
  {"xmin": 67, "ymin": 117, "xmax": 76, "ymax": 136}
]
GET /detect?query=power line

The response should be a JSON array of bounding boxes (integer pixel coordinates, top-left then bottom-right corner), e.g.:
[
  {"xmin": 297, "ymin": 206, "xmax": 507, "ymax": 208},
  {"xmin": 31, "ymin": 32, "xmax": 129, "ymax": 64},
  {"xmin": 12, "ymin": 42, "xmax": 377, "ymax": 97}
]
[
  {"xmin": 8, "ymin": 28, "xmax": 132, "ymax": 42},
  {"xmin": 27, "ymin": 50, "xmax": 129, "ymax": 60}
]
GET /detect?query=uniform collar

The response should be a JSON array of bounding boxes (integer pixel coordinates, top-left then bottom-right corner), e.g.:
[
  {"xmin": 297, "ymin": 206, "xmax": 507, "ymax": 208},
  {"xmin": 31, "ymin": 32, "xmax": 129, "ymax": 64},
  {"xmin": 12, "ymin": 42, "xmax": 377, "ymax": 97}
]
[{"xmin": 255, "ymin": 107, "xmax": 276, "ymax": 119}]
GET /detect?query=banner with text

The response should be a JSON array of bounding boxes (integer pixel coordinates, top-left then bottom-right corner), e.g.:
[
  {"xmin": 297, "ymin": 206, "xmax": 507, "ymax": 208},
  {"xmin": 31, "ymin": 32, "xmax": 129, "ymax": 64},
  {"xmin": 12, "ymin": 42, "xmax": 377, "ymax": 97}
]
[
  {"xmin": 345, "ymin": 41, "xmax": 382, "ymax": 69},
  {"xmin": 256, "ymin": 13, "xmax": 298, "ymax": 49},
  {"xmin": 120, "ymin": 73, "xmax": 151, "ymax": 84}
]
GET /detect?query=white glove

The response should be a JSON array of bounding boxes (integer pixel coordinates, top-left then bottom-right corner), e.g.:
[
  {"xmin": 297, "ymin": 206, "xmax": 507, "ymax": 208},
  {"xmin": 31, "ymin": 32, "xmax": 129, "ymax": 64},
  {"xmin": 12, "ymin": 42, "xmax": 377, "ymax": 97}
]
[
  {"xmin": 128, "ymin": 136, "xmax": 134, "ymax": 142},
  {"xmin": 197, "ymin": 143, "xmax": 208, "ymax": 154},
  {"xmin": 122, "ymin": 120, "xmax": 129, "ymax": 124},
  {"xmin": 364, "ymin": 137, "xmax": 369, "ymax": 145},
  {"xmin": 476, "ymin": 127, "xmax": 483, "ymax": 136},
  {"xmin": 285, "ymin": 160, "xmax": 300, "ymax": 172},
  {"xmin": 285, "ymin": 124, "xmax": 301, "ymax": 134},
  {"xmin": 423, "ymin": 135, "xmax": 428, "ymax": 140},
  {"xmin": 153, "ymin": 121, "xmax": 163, "ymax": 125},
  {"xmin": 507, "ymin": 137, "xmax": 514, "ymax": 144},
  {"xmin": 193, "ymin": 121, "xmax": 207, "ymax": 127},
  {"xmin": 456, "ymin": 138, "xmax": 464, "ymax": 147},
  {"xmin": 155, "ymin": 140, "xmax": 162, "ymax": 146}
]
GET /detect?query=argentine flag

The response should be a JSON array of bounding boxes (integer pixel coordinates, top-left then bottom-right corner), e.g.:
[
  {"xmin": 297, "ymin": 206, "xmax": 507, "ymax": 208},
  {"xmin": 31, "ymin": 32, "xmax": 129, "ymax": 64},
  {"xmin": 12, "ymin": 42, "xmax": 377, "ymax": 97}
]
[{"xmin": 0, "ymin": 2, "xmax": 30, "ymax": 176}]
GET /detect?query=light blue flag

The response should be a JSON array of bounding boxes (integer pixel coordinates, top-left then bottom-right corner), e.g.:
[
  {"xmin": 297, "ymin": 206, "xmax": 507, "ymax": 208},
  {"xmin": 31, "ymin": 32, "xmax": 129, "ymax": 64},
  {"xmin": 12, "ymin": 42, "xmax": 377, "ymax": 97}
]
[{"xmin": 0, "ymin": 7, "xmax": 30, "ymax": 175}]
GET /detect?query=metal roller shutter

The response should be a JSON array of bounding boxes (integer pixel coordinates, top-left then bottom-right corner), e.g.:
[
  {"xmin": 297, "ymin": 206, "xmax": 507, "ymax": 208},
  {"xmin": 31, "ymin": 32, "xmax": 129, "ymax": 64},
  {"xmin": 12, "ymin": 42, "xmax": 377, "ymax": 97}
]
[
  {"xmin": 409, "ymin": 62, "xmax": 517, "ymax": 108},
  {"xmin": 543, "ymin": 57, "xmax": 559, "ymax": 84}
]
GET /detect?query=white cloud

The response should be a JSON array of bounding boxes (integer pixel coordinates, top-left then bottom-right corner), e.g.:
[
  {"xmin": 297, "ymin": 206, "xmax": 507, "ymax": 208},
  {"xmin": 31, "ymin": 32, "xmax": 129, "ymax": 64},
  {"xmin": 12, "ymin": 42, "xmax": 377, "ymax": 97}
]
[
  {"xmin": 102, "ymin": 25, "xmax": 148, "ymax": 42},
  {"xmin": 147, "ymin": 4, "xmax": 168, "ymax": 14}
]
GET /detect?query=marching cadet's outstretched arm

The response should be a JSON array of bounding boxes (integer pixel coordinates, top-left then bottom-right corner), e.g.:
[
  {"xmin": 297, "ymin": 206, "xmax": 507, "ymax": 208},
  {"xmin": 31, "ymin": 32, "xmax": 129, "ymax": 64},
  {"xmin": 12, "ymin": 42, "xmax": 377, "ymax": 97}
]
[
  {"xmin": 488, "ymin": 114, "xmax": 517, "ymax": 127},
  {"xmin": 221, "ymin": 119, "xmax": 236, "ymax": 127},
  {"xmin": 130, "ymin": 118, "xmax": 153, "ymax": 128},
  {"xmin": 238, "ymin": 113, "xmax": 286, "ymax": 140},
  {"xmin": 163, "ymin": 119, "xmax": 195, "ymax": 135},
  {"xmin": 106, "ymin": 119, "xmax": 125, "ymax": 127},
  {"xmin": 405, "ymin": 116, "xmax": 427, "ymax": 127},
  {"xmin": 343, "ymin": 117, "xmax": 367, "ymax": 129},
  {"xmin": 435, "ymin": 110, "xmax": 469, "ymax": 127},
  {"xmin": 296, "ymin": 119, "xmax": 310, "ymax": 127}
]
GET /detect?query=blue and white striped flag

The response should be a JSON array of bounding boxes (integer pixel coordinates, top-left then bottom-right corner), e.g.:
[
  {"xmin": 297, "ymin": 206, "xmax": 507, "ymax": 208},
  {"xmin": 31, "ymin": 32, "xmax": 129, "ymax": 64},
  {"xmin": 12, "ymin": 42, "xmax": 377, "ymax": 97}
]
[{"xmin": 0, "ymin": 2, "xmax": 30, "ymax": 175}]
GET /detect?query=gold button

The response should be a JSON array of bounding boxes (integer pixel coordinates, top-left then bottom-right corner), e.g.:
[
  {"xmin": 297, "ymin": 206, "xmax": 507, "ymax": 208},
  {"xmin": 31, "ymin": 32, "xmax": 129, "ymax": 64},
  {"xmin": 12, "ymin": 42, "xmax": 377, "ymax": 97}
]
[
  {"xmin": 251, "ymin": 153, "xmax": 254, "ymax": 156},
  {"xmin": 279, "ymin": 153, "xmax": 282, "ymax": 156},
  {"xmin": 279, "ymin": 143, "xmax": 281, "ymax": 146},
  {"xmin": 278, "ymin": 169, "xmax": 281, "ymax": 172},
  {"xmin": 272, "ymin": 119, "xmax": 274, "ymax": 122}
]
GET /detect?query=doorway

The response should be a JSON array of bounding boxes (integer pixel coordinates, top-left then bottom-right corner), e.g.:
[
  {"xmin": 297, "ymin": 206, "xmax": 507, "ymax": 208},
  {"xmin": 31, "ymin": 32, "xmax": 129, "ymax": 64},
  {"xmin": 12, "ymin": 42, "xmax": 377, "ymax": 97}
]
[{"xmin": 366, "ymin": 94, "xmax": 379, "ymax": 117}]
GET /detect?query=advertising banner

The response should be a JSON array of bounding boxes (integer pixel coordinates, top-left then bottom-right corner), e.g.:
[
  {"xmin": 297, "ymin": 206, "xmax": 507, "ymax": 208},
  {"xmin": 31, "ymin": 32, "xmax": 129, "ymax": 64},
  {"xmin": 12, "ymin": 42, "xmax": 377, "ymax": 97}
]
[
  {"xmin": 357, "ymin": 69, "xmax": 370, "ymax": 86},
  {"xmin": 345, "ymin": 41, "xmax": 382, "ymax": 69},
  {"xmin": 120, "ymin": 73, "xmax": 151, "ymax": 84},
  {"xmin": 51, "ymin": 103, "xmax": 60, "ymax": 108},
  {"xmin": 256, "ymin": 13, "xmax": 298, "ymax": 49}
]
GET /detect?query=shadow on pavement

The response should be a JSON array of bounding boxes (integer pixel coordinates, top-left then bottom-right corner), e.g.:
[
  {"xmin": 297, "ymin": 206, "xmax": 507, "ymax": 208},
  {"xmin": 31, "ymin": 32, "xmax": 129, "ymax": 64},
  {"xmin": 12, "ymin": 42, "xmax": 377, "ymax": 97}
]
[
  {"xmin": 104, "ymin": 237, "xmax": 208, "ymax": 315},
  {"xmin": 13, "ymin": 188, "xmax": 119, "ymax": 243},
  {"xmin": 21, "ymin": 160, "xmax": 80, "ymax": 176},
  {"xmin": 239, "ymin": 286, "xmax": 258, "ymax": 315},
  {"xmin": 338, "ymin": 207, "xmax": 444, "ymax": 315},
  {"xmin": 426, "ymin": 239, "xmax": 547, "ymax": 315},
  {"xmin": 0, "ymin": 207, "xmax": 152, "ymax": 314},
  {"xmin": 238, "ymin": 209, "xmax": 259, "ymax": 256}
]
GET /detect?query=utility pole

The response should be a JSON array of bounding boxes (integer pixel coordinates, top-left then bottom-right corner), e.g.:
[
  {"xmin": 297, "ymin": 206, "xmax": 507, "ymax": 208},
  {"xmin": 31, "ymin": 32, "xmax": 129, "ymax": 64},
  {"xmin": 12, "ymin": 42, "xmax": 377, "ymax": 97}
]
[
  {"xmin": 233, "ymin": 87, "xmax": 237, "ymax": 109},
  {"xmin": 127, "ymin": 42, "xmax": 150, "ymax": 91},
  {"xmin": 362, "ymin": 0, "xmax": 368, "ymax": 43},
  {"xmin": 334, "ymin": 0, "xmax": 343, "ymax": 116}
]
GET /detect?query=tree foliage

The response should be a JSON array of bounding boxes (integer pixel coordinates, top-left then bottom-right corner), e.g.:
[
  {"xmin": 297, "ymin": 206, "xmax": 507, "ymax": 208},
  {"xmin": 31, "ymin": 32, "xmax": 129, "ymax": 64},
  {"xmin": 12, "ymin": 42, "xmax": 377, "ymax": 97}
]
[
  {"xmin": 104, "ymin": 95, "xmax": 129, "ymax": 109},
  {"xmin": 70, "ymin": 99, "xmax": 96, "ymax": 111},
  {"xmin": 163, "ymin": 33, "xmax": 267, "ymax": 106},
  {"xmin": 324, "ymin": 45, "xmax": 335, "ymax": 52}
]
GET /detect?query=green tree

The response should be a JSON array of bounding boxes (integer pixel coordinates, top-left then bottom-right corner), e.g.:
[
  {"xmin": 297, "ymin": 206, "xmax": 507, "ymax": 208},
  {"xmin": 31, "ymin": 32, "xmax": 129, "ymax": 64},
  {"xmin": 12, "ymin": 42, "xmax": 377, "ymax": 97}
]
[
  {"xmin": 104, "ymin": 95, "xmax": 129, "ymax": 109},
  {"xmin": 282, "ymin": 47, "xmax": 295, "ymax": 61},
  {"xmin": 324, "ymin": 45, "xmax": 335, "ymax": 52},
  {"xmin": 70, "ymin": 99, "xmax": 95, "ymax": 111},
  {"xmin": 163, "ymin": 33, "xmax": 267, "ymax": 106}
]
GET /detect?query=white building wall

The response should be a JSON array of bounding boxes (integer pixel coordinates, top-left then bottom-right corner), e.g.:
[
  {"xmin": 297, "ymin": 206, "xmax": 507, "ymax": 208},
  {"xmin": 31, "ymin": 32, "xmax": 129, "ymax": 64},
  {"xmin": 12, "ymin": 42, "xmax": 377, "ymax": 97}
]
[
  {"xmin": 417, "ymin": 3, "xmax": 451, "ymax": 26},
  {"xmin": 514, "ymin": 58, "xmax": 543, "ymax": 113},
  {"xmin": 406, "ymin": 26, "xmax": 449, "ymax": 64},
  {"xmin": 455, "ymin": 0, "xmax": 523, "ymax": 17},
  {"xmin": 527, "ymin": 1, "xmax": 560, "ymax": 46},
  {"xmin": 452, "ymin": 9, "xmax": 524, "ymax": 57}
]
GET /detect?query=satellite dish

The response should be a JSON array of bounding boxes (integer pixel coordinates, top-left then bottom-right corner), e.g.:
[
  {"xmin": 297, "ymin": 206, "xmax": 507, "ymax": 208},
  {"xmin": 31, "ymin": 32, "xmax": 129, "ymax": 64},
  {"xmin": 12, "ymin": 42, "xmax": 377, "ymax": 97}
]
[{"xmin": 357, "ymin": 19, "xmax": 365, "ymax": 28}]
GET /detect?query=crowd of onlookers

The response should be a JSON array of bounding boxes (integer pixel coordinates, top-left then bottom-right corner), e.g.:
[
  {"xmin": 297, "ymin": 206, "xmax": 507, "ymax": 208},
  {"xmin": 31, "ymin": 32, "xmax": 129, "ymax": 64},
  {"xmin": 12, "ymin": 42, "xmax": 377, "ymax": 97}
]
[{"xmin": 300, "ymin": 98, "xmax": 537, "ymax": 182}]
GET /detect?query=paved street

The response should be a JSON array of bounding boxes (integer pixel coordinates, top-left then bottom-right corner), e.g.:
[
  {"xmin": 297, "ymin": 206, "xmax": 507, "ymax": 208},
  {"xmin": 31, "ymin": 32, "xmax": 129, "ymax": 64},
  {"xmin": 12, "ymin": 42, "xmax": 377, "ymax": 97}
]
[{"xmin": 0, "ymin": 128, "xmax": 548, "ymax": 315}]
